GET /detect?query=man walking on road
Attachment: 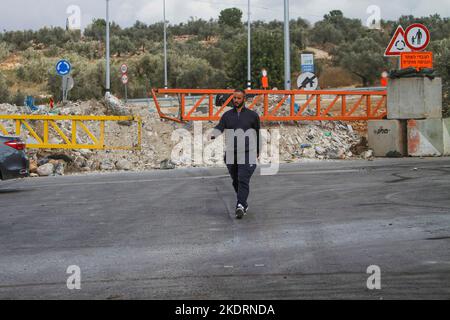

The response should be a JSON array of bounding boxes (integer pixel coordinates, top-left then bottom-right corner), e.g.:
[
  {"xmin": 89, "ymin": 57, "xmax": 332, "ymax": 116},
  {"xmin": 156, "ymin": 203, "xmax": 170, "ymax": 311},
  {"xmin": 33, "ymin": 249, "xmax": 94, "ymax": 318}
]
[{"xmin": 211, "ymin": 89, "xmax": 261, "ymax": 219}]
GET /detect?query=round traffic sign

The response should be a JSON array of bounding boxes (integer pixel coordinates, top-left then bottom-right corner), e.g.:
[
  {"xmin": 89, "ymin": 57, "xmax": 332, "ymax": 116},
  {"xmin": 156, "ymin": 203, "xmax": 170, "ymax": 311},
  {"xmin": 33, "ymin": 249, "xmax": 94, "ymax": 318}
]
[
  {"xmin": 405, "ymin": 23, "xmax": 430, "ymax": 51},
  {"xmin": 121, "ymin": 74, "xmax": 129, "ymax": 84},
  {"xmin": 297, "ymin": 72, "xmax": 318, "ymax": 90},
  {"xmin": 120, "ymin": 64, "xmax": 128, "ymax": 74},
  {"xmin": 56, "ymin": 60, "xmax": 71, "ymax": 76}
]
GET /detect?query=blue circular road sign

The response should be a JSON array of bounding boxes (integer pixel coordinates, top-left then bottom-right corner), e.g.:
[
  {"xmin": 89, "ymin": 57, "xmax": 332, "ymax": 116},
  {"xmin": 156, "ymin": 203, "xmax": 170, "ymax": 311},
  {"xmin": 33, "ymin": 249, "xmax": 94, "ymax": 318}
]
[{"xmin": 56, "ymin": 60, "xmax": 71, "ymax": 76}]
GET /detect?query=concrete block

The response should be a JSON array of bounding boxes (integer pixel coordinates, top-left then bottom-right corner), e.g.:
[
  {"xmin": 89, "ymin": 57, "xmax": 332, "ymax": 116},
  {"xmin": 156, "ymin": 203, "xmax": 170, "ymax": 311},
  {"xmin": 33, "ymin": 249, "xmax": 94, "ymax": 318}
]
[
  {"xmin": 443, "ymin": 118, "xmax": 450, "ymax": 156},
  {"xmin": 387, "ymin": 77, "xmax": 442, "ymax": 119},
  {"xmin": 368, "ymin": 120, "xmax": 407, "ymax": 157},
  {"xmin": 407, "ymin": 119, "xmax": 443, "ymax": 156}
]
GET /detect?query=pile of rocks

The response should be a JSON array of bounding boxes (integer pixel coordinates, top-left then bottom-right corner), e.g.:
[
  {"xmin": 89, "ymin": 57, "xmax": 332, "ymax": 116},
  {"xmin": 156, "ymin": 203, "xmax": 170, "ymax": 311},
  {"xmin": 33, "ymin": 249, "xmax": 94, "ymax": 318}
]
[{"xmin": 275, "ymin": 120, "xmax": 370, "ymax": 162}]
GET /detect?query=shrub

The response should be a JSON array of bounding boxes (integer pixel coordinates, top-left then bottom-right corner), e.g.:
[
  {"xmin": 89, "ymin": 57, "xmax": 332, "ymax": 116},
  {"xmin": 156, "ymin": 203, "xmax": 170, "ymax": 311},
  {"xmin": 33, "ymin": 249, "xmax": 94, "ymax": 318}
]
[
  {"xmin": 0, "ymin": 72, "xmax": 10, "ymax": 103},
  {"xmin": 0, "ymin": 42, "xmax": 11, "ymax": 61}
]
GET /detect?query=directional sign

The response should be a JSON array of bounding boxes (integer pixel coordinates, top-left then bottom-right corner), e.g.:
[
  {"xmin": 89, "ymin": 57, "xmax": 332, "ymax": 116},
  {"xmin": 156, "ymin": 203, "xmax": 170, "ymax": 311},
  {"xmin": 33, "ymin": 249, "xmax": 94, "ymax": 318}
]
[
  {"xmin": 301, "ymin": 53, "xmax": 315, "ymax": 73},
  {"xmin": 384, "ymin": 26, "xmax": 412, "ymax": 56},
  {"xmin": 301, "ymin": 53, "xmax": 314, "ymax": 65},
  {"xmin": 56, "ymin": 60, "xmax": 71, "ymax": 76},
  {"xmin": 121, "ymin": 74, "xmax": 129, "ymax": 85},
  {"xmin": 297, "ymin": 72, "xmax": 318, "ymax": 90},
  {"xmin": 120, "ymin": 64, "xmax": 128, "ymax": 74},
  {"xmin": 405, "ymin": 23, "xmax": 430, "ymax": 51}
]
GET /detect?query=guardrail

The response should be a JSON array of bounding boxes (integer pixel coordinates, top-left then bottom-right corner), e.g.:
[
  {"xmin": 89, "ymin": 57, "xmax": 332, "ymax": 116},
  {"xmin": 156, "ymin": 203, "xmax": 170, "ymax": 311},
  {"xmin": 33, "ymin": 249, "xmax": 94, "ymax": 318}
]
[
  {"xmin": 0, "ymin": 115, "xmax": 142, "ymax": 150},
  {"xmin": 127, "ymin": 87, "xmax": 386, "ymax": 107},
  {"xmin": 151, "ymin": 88, "xmax": 387, "ymax": 123}
]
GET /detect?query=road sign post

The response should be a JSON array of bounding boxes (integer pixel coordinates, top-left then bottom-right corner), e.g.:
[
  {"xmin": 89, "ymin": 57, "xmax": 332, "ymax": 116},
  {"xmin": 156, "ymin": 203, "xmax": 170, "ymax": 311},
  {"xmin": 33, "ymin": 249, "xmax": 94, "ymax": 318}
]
[
  {"xmin": 384, "ymin": 26, "xmax": 412, "ymax": 57},
  {"xmin": 120, "ymin": 64, "xmax": 129, "ymax": 102},
  {"xmin": 121, "ymin": 74, "xmax": 129, "ymax": 102},
  {"xmin": 56, "ymin": 60, "xmax": 72, "ymax": 102},
  {"xmin": 400, "ymin": 52, "xmax": 433, "ymax": 70},
  {"xmin": 404, "ymin": 23, "xmax": 430, "ymax": 51},
  {"xmin": 301, "ymin": 53, "xmax": 315, "ymax": 73},
  {"xmin": 297, "ymin": 72, "xmax": 318, "ymax": 90},
  {"xmin": 385, "ymin": 24, "xmax": 431, "ymax": 70},
  {"xmin": 120, "ymin": 64, "xmax": 128, "ymax": 74}
]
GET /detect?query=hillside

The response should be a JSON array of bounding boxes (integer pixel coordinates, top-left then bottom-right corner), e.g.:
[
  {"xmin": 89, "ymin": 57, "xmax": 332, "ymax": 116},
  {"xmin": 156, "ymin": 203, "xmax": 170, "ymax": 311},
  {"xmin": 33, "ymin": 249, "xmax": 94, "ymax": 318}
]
[{"xmin": 0, "ymin": 9, "xmax": 448, "ymax": 115}]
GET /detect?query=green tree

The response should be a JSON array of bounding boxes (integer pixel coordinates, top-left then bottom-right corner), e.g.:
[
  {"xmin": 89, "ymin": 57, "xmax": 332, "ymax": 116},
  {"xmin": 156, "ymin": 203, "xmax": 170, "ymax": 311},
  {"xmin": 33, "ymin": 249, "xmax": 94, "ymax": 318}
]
[
  {"xmin": 311, "ymin": 10, "xmax": 364, "ymax": 46},
  {"xmin": 0, "ymin": 42, "xmax": 11, "ymax": 61},
  {"xmin": 110, "ymin": 35, "xmax": 136, "ymax": 57},
  {"xmin": 310, "ymin": 21, "xmax": 344, "ymax": 46},
  {"xmin": 333, "ymin": 37, "xmax": 387, "ymax": 86},
  {"xmin": 226, "ymin": 30, "xmax": 300, "ymax": 89},
  {"xmin": 84, "ymin": 19, "xmax": 121, "ymax": 41},
  {"xmin": 219, "ymin": 8, "xmax": 243, "ymax": 29},
  {"xmin": 430, "ymin": 39, "xmax": 450, "ymax": 117},
  {"xmin": 0, "ymin": 71, "xmax": 10, "ymax": 103}
]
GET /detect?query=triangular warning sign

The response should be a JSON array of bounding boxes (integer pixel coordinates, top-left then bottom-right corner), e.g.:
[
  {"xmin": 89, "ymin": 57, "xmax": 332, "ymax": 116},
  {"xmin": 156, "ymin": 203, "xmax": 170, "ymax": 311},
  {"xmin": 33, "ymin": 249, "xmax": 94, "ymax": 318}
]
[{"xmin": 384, "ymin": 25, "xmax": 412, "ymax": 56}]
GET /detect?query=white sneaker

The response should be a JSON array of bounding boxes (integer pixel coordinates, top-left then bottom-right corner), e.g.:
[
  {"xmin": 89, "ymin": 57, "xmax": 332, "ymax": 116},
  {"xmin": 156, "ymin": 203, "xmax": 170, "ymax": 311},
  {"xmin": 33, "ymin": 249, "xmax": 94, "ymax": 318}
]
[{"xmin": 235, "ymin": 204, "xmax": 245, "ymax": 219}]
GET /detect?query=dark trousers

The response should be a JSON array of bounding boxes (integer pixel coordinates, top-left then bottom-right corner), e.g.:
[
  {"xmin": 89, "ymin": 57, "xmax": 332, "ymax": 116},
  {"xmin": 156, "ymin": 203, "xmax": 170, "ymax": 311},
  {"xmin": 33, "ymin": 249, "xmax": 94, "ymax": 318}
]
[{"xmin": 226, "ymin": 161, "xmax": 257, "ymax": 208}]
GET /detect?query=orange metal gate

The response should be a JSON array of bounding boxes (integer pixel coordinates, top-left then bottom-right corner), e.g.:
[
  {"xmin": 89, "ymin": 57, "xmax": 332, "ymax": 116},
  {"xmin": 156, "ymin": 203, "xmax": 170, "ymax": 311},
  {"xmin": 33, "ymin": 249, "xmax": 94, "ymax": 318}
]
[{"xmin": 151, "ymin": 88, "xmax": 387, "ymax": 123}]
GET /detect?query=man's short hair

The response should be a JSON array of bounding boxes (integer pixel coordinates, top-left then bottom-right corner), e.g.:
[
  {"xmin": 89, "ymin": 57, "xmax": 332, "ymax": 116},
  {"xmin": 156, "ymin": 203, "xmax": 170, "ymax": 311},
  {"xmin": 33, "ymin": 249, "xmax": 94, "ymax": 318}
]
[{"xmin": 234, "ymin": 88, "xmax": 246, "ymax": 97}]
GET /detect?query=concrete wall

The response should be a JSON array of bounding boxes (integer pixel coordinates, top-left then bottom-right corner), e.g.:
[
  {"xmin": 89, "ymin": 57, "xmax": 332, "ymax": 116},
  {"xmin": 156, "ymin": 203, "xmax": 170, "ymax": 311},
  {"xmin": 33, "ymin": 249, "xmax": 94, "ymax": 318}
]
[
  {"xmin": 388, "ymin": 77, "xmax": 442, "ymax": 119},
  {"xmin": 407, "ymin": 119, "xmax": 444, "ymax": 156},
  {"xmin": 368, "ymin": 120, "xmax": 407, "ymax": 157},
  {"xmin": 444, "ymin": 118, "xmax": 450, "ymax": 156}
]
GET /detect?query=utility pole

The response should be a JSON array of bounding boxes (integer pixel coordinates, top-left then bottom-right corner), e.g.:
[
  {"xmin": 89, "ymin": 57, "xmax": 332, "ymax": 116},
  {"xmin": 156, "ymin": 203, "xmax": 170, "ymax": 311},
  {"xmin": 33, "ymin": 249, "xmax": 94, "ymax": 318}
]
[
  {"xmin": 105, "ymin": 0, "xmax": 110, "ymax": 92},
  {"xmin": 247, "ymin": 0, "xmax": 251, "ymax": 90},
  {"xmin": 163, "ymin": 0, "xmax": 168, "ymax": 89},
  {"xmin": 283, "ymin": 0, "xmax": 291, "ymax": 90}
]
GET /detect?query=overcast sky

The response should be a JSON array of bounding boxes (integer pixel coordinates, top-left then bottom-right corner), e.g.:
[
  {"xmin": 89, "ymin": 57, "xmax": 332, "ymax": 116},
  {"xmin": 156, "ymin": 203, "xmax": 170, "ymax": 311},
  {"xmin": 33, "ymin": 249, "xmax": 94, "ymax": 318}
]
[{"xmin": 1, "ymin": 0, "xmax": 449, "ymax": 31}]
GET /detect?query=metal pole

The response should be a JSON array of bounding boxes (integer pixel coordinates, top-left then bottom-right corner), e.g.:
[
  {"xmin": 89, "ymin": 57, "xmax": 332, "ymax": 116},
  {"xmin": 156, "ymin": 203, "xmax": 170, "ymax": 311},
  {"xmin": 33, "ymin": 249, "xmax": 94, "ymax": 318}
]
[
  {"xmin": 65, "ymin": 76, "xmax": 68, "ymax": 102},
  {"xmin": 163, "ymin": 0, "xmax": 168, "ymax": 89},
  {"xmin": 283, "ymin": 0, "xmax": 291, "ymax": 90},
  {"xmin": 247, "ymin": 0, "xmax": 251, "ymax": 89},
  {"xmin": 105, "ymin": 0, "xmax": 110, "ymax": 92},
  {"xmin": 61, "ymin": 75, "xmax": 66, "ymax": 102}
]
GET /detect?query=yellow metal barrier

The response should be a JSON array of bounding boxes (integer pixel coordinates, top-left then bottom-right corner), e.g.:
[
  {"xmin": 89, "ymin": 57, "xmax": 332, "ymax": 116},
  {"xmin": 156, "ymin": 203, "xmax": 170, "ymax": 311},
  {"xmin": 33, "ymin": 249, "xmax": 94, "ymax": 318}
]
[{"xmin": 0, "ymin": 115, "xmax": 142, "ymax": 150}]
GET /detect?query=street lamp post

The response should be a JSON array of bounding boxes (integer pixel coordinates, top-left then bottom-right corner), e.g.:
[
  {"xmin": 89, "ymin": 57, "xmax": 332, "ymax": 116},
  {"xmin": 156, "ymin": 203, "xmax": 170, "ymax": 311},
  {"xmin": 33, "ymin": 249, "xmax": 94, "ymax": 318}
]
[
  {"xmin": 105, "ymin": 0, "xmax": 111, "ymax": 92},
  {"xmin": 283, "ymin": 0, "xmax": 291, "ymax": 90},
  {"xmin": 163, "ymin": 0, "xmax": 168, "ymax": 89}
]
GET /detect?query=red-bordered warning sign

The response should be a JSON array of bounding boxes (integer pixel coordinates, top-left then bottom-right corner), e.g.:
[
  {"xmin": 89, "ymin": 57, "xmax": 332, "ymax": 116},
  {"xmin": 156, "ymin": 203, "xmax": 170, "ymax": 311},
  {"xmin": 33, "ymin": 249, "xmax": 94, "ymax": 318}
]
[
  {"xmin": 384, "ymin": 26, "xmax": 412, "ymax": 56},
  {"xmin": 120, "ymin": 64, "xmax": 128, "ymax": 74},
  {"xmin": 404, "ymin": 23, "xmax": 430, "ymax": 51}
]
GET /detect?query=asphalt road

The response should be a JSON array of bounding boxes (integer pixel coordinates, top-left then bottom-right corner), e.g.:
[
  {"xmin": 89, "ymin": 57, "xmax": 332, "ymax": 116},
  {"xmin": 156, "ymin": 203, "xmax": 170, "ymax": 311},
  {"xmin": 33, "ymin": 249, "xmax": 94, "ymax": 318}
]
[{"xmin": 0, "ymin": 157, "xmax": 449, "ymax": 299}]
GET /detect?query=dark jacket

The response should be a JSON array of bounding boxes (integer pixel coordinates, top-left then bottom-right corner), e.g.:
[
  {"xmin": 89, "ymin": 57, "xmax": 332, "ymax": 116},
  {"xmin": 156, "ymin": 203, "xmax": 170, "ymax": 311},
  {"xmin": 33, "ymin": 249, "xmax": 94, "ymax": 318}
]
[{"xmin": 213, "ymin": 106, "xmax": 261, "ymax": 157}]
